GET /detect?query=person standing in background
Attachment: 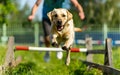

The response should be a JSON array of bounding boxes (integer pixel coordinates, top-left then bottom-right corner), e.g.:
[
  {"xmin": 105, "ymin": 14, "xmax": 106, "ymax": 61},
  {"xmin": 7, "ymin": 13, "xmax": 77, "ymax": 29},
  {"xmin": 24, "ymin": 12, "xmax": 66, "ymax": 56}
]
[{"xmin": 28, "ymin": 0, "xmax": 85, "ymax": 62}]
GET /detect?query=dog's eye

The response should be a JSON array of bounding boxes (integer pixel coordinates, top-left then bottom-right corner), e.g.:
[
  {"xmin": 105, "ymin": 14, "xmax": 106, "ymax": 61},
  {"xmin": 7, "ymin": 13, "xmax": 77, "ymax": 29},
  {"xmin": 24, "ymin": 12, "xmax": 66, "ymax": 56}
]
[
  {"xmin": 54, "ymin": 14, "xmax": 58, "ymax": 17},
  {"xmin": 62, "ymin": 14, "xmax": 66, "ymax": 17}
]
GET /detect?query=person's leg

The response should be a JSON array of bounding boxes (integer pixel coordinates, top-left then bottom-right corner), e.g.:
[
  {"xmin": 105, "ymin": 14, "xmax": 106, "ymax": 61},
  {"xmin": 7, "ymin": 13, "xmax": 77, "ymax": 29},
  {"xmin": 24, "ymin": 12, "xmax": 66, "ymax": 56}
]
[{"xmin": 42, "ymin": 18, "xmax": 51, "ymax": 62}]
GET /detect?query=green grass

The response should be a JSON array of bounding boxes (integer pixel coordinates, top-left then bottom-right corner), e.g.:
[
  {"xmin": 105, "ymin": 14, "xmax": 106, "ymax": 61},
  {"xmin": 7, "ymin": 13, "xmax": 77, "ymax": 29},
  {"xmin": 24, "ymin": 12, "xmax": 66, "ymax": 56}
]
[{"xmin": 1, "ymin": 45, "xmax": 120, "ymax": 75}]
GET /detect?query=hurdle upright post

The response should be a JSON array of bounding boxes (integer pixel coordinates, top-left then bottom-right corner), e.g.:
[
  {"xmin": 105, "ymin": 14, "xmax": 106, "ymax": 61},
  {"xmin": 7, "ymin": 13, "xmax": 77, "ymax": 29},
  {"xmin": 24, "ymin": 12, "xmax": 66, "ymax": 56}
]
[
  {"xmin": 103, "ymin": 38, "xmax": 112, "ymax": 75},
  {"xmin": 4, "ymin": 36, "xmax": 22, "ymax": 68},
  {"xmin": 4, "ymin": 36, "xmax": 15, "ymax": 67},
  {"xmin": 86, "ymin": 37, "xmax": 93, "ymax": 62},
  {"xmin": 104, "ymin": 38, "xmax": 112, "ymax": 66}
]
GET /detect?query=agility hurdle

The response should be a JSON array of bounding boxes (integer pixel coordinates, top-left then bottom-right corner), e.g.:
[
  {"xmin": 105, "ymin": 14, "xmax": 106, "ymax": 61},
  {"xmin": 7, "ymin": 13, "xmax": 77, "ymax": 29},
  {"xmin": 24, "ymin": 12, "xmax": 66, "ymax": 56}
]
[
  {"xmin": 1, "ymin": 36, "xmax": 120, "ymax": 75},
  {"xmin": 15, "ymin": 46, "xmax": 87, "ymax": 52},
  {"xmin": 2, "ymin": 36, "xmax": 111, "ymax": 66},
  {"xmin": 0, "ymin": 36, "xmax": 89, "ymax": 71}
]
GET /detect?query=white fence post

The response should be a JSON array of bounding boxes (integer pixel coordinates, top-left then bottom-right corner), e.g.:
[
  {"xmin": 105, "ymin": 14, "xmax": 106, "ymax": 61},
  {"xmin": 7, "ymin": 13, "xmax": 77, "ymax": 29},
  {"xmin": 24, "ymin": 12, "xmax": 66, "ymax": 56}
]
[
  {"xmin": 34, "ymin": 23, "xmax": 39, "ymax": 46},
  {"xmin": 1, "ymin": 23, "xmax": 8, "ymax": 45},
  {"xmin": 103, "ymin": 23, "xmax": 108, "ymax": 40}
]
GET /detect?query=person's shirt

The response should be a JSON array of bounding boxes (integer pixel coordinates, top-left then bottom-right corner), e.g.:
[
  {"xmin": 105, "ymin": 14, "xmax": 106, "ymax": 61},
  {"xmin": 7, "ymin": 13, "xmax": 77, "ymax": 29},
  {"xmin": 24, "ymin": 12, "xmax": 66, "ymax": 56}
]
[{"xmin": 42, "ymin": 0, "xmax": 64, "ymax": 19}]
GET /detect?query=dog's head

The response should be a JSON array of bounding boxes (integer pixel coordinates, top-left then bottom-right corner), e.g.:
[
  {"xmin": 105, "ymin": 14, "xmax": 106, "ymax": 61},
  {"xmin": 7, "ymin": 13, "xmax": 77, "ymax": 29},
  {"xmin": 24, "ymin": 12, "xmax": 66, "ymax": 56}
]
[{"xmin": 47, "ymin": 8, "xmax": 72, "ymax": 31}]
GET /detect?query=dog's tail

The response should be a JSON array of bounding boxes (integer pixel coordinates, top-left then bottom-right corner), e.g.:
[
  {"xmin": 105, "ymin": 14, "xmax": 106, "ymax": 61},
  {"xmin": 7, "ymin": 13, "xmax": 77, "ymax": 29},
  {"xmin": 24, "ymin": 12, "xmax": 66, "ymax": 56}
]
[{"xmin": 74, "ymin": 27, "xmax": 82, "ymax": 32}]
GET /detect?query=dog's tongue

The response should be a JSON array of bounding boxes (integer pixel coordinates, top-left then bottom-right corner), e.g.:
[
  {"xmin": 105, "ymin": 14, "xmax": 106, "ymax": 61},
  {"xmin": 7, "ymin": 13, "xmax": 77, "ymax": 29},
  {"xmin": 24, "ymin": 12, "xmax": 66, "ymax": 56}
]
[{"xmin": 57, "ymin": 25, "xmax": 63, "ymax": 31}]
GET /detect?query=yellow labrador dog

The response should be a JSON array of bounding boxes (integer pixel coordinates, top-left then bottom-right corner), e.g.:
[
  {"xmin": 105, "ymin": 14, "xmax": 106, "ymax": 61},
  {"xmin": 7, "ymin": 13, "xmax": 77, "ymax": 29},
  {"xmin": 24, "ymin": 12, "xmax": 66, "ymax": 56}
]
[{"xmin": 47, "ymin": 8, "xmax": 82, "ymax": 65}]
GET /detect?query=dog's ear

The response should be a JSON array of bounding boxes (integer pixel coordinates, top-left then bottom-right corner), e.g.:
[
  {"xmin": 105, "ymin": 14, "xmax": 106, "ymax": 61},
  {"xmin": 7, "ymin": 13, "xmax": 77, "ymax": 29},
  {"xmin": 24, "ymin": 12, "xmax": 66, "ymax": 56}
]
[
  {"xmin": 67, "ymin": 10, "xmax": 73, "ymax": 20},
  {"xmin": 47, "ymin": 11, "xmax": 52, "ymax": 21}
]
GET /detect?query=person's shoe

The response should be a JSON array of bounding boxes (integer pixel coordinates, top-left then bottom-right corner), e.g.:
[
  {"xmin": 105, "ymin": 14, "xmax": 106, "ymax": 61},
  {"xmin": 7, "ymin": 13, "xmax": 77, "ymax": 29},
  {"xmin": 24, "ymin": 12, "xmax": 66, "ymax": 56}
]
[
  {"xmin": 56, "ymin": 51, "xmax": 63, "ymax": 59},
  {"xmin": 44, "ymin": 51, "xmax": 50, "ymax": 62}
]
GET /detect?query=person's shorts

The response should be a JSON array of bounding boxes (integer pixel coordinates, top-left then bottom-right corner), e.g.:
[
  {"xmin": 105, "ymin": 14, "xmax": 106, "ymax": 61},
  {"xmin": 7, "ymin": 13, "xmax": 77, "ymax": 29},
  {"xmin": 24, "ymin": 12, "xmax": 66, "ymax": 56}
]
[{"xmin": 42, "ymin": 18, "xmax": 51, "ymax": 37}]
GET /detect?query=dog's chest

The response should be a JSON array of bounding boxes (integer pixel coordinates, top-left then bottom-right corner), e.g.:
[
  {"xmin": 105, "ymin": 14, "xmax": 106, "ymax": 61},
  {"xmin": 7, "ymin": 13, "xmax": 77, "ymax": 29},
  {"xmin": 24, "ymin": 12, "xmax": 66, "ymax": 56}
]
[
  {"xmin": 57, "ymin": 31, "xmax": 72, "ymax": 41},
  {"xmin": 57, "ymin": 35, "xmax": 68, "ymax": 42}
]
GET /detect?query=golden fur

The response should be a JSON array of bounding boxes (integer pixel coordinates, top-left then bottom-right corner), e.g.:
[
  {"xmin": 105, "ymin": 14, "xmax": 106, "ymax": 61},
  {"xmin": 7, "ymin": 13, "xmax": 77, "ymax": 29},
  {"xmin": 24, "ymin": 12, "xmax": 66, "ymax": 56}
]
[{"xmin": 47, "ymin": 8, "xmax": 82, "ymax": 65}]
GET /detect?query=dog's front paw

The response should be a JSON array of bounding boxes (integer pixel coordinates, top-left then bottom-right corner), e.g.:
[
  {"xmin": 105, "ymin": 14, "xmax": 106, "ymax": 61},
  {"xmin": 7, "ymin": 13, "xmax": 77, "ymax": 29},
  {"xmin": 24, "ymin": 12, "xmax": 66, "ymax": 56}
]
[
  {"xmin": 52, "ymin": 42, "xmax": 58, "ymax": 47},
  {"xmin": 62, "ymin": 46, "xmax": 70, "ymax": 51}
]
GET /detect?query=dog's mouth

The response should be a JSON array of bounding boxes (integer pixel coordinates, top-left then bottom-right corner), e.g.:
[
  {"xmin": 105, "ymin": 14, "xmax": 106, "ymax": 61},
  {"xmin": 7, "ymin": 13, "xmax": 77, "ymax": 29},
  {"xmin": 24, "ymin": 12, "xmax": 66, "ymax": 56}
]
[
  {"xmin": 57, "ymin": 25, "xmax": 64, "ymax": 31},
  {"xmin": 56, "ymin": 20, "xmax": 64, "ymax": 31}
]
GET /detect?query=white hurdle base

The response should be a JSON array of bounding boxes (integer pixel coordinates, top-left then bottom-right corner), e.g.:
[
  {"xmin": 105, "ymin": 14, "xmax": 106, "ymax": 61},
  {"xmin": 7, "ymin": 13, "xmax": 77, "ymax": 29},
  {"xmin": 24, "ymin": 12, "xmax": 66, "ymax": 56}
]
[{"xmin": 15, "ymin": 46, "xmax": 87, "ymax": 52}]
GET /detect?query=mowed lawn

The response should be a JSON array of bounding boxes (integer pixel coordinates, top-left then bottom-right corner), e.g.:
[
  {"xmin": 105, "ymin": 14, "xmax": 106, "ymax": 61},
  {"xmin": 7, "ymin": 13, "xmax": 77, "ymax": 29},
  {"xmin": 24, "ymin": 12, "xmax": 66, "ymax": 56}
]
[{"xmin": 0, "ymin": 45, "xmax": 120, "ymax": 75}]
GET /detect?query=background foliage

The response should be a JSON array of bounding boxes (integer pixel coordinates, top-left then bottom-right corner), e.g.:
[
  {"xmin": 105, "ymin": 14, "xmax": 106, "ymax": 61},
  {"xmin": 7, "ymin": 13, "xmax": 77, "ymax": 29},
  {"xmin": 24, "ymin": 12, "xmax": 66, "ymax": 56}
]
[
  {"xmin": 0, "ymin": 0, "xmax": 120, "ymax": 27},
  {"xmin": 0, "ymin": 0, "xmax": 18, "ymax": 24}
]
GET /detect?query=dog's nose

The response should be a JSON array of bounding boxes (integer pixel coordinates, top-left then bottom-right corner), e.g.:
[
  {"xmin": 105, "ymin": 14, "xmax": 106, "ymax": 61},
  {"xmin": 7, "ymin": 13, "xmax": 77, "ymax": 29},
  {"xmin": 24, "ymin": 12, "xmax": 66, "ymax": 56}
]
[{"xmin": 57, "ymin": 20, "xmax": 62, "ymax": 25}]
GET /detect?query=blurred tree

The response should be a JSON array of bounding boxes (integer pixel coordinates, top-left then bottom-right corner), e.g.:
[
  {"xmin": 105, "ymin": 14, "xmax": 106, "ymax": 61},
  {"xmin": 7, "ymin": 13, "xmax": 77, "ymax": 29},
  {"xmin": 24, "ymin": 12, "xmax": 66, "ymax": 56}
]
[
  {"xmin": 0, "ymin": 0, "xmax": 18, "ymax": 25},
  {"xmin": 96, "ymin": 0, "xmax": 120, "ymax": 27},
  {"xmin": 70, "ymin": 0, "xmax": 120, "ymax": 28},
  {"xmin": 1, "ymin": 0, "xmax": 119, "ymax": 28}
]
